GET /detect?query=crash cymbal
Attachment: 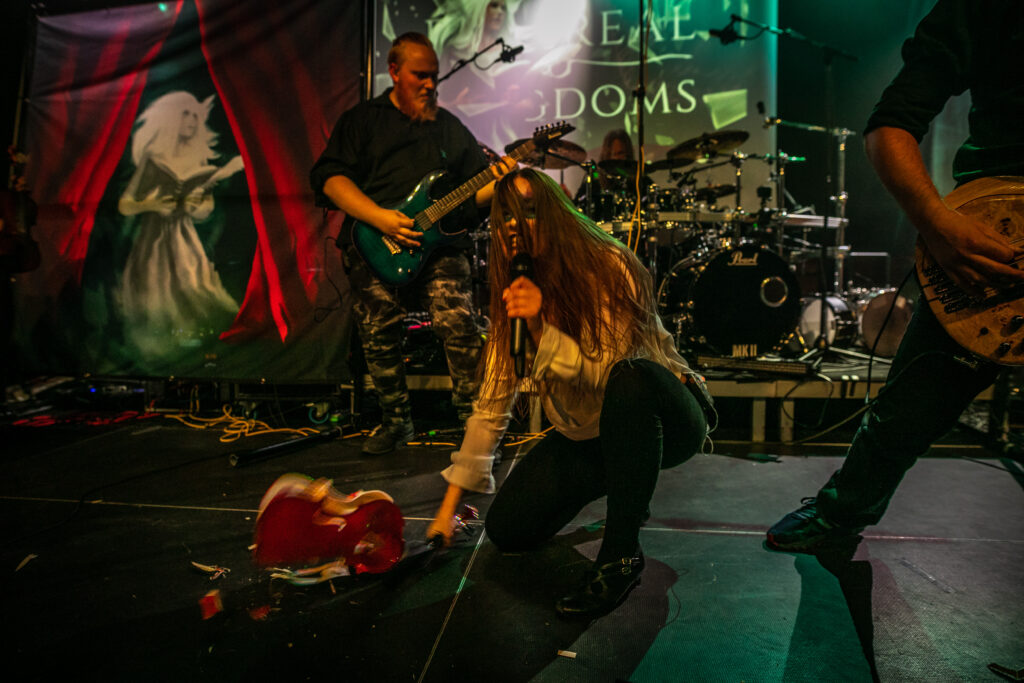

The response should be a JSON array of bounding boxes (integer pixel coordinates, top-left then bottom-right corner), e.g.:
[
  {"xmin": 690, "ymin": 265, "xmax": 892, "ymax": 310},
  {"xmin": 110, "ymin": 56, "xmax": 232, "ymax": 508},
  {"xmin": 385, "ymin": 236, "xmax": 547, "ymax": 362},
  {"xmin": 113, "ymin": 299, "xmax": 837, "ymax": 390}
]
[
  {"xmin": 668, "ymin": 130, "xmax": 749, "ymax": 161},
  {"xmin": 692, "ymin": 184, "xmax": 736, "ymax": 202},
  {"xmin": 597, "ymin": 159, "xmax": 642, "ymax": 177},
  {"xmin": 644, "ymin": 156, "xmax": 693, "ymax": 172},
  {"xmin": 506, "ymin": 138, "xmax": 587, "ymax": 169}
]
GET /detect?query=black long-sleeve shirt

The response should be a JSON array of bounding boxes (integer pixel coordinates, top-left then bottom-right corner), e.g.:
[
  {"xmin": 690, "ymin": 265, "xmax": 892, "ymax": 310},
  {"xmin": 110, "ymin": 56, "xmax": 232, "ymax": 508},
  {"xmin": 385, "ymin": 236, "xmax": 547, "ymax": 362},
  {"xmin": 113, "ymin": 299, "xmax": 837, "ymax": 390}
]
[
  {"xmin": 865, "ymin": 0, "xmax": 1024, "ymax": 184},
  {"xmin": 310, "ymin": 89, "xmax": 488, "ymax": 245}
]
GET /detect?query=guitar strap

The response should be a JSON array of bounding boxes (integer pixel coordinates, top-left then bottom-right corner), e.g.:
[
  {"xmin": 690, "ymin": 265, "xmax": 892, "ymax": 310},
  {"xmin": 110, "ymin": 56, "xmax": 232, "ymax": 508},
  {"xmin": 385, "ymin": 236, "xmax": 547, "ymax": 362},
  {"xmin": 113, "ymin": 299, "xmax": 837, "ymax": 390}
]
[{"xmin": 437, "ymin": 117, "xmax": 451, "ymax": 174}]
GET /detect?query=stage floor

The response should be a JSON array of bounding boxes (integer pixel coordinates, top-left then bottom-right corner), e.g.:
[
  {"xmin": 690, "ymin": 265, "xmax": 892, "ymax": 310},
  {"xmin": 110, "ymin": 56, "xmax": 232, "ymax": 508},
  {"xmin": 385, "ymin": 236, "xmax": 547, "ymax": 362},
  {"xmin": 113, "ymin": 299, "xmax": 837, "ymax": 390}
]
[{"xmin": 2, "ymin": 383, "xmax": 1022, "ymax": 682}]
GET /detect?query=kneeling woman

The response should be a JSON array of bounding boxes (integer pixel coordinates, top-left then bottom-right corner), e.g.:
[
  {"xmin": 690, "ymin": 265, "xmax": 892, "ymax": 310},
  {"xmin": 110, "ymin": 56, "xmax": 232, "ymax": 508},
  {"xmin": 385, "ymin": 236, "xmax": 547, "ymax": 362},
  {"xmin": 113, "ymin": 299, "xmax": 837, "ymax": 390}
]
[{"xmin": 429, "ymin": 168, "xmax": 714, "ymax": 618}]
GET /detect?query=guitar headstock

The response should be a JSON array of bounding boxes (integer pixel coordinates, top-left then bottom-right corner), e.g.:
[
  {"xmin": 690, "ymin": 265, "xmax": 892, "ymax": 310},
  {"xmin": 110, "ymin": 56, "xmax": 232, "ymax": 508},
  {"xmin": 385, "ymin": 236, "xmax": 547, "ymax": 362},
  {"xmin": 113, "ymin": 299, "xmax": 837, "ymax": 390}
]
[{"xmin": 531, "ymin": 121, "xmax": 575, "ymax": 150}]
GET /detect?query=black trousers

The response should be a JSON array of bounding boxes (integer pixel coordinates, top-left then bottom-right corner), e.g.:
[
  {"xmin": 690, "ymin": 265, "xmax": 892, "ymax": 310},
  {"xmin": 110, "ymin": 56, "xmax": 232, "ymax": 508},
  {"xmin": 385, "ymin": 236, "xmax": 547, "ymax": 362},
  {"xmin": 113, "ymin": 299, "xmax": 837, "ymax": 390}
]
[
  {"xmin": 485, "ymin": 359, "xmax": 708, "ymax": 563},
  {"xmin": 818, "ymin": 300, "xmax": 1001, "ymax": 528}
]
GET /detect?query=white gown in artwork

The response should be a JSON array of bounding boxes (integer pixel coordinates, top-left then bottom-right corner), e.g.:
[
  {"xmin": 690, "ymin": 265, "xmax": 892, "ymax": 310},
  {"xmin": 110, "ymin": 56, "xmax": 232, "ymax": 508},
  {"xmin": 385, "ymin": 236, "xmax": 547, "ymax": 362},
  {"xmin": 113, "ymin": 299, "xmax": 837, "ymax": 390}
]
[{"xmin": 118, "ymin": 153, "xmax": 243, "ymax": 363}]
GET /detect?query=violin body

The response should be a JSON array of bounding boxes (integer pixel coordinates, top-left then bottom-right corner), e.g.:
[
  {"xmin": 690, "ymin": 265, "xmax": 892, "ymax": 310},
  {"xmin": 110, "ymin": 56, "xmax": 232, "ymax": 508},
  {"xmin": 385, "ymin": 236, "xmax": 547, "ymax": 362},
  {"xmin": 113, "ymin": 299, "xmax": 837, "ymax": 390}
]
[{"xmin": 252, "ymin": 474, "xmax": 405, "ymax": 575}]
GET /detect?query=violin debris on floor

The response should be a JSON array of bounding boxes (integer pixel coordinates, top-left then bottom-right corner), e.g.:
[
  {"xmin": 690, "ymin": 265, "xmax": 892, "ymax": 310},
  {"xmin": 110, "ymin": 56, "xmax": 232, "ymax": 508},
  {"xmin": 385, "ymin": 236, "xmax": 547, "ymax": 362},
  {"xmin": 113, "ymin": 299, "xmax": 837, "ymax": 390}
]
[{"xmin": 2, "ymin": 380, "xmax": 1022, "ymax": 682}]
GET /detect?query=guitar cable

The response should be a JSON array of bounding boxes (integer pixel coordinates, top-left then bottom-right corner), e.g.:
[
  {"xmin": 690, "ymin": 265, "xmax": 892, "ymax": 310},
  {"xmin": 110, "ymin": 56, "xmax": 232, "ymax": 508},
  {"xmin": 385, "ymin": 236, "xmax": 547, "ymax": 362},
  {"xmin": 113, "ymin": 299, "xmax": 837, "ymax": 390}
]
[
  {"xmin": 863, "ymin": 265, "xmax": 916, "ymax": 403},
  {"xmin": 779, "ymin": 266, "xmax": 915, "ymax": 445}
]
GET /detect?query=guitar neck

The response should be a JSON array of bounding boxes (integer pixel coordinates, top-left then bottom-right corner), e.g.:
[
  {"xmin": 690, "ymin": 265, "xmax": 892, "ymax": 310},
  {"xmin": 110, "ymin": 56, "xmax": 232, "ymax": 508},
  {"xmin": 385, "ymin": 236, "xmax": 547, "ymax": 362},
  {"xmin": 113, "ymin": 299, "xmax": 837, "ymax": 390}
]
[{"xmin": 420, "ymin": 142, "xmax": 535, "ymax": 225}]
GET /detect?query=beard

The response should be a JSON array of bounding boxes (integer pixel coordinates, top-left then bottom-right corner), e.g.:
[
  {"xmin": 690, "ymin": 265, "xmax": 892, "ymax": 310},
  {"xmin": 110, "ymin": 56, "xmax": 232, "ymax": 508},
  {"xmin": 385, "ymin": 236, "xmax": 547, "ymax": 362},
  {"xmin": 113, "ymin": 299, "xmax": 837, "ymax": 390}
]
[
  {"xmin": 395, "ymin": 87, "xmax": 438, "ymax": 122},
  {"xmin": 410, "ymin": 93, "xmax": 438, "ymax": 122}
]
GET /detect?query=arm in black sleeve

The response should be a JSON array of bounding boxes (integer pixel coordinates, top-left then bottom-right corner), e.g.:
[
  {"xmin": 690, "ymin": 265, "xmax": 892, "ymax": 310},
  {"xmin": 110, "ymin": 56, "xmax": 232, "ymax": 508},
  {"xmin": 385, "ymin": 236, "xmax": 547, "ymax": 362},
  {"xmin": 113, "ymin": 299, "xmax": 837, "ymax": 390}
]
[
  {"xmin": 864, "ymin": 0, "xmax": 972, "ymax": 141},
  {"xmin": 310, "ymin": 106, "xmax": 367, "ymax": 209}
]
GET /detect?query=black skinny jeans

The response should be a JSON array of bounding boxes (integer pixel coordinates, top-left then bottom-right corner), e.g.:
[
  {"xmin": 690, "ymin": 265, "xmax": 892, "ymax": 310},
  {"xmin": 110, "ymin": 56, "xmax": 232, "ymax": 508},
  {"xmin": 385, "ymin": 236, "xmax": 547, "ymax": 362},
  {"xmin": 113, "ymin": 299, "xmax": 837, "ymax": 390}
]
[
  {"xmin": 485, "ymin": 358, "xmax": 708, "ymax": 564},
  {"xmin": 818, "ymin": 300, "xmax": 1001, "ymax": 528}
]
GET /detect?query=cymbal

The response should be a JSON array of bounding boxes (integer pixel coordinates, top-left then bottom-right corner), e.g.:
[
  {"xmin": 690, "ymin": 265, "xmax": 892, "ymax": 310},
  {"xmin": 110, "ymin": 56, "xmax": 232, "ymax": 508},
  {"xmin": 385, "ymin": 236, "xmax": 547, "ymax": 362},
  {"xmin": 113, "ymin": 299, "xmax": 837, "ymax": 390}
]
[
  {"xmin": 505, "ymin": 138, "xmax": 587, "ymax": 169},
  {"xmin": 597, "ymin": 159, "xmax": 644, "ymax": 177},
  {"xmin": 598, "ymin": 157, "xmax": 687, "ymax": 178},
  {"xmin": 645, "ymin": 157, "xmax": 693, "ymax": 172},
  {"xmin": 668, "ymin": 130, "xmax": 749, "ymax": 161},
  {"xmin": 692, "ymin": 184, "xmax": 736, "ymax": 202}
]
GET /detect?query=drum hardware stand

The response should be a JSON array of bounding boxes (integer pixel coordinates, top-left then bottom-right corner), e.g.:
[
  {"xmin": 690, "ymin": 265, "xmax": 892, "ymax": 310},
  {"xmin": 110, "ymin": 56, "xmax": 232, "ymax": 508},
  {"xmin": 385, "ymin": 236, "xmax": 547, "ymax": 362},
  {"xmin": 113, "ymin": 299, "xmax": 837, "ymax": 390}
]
[
  {"xmin": 731, "ymin": 15, "xmax": 858, "ymax": 364},
  {"xmin": 578, "ymin": 160, "xmax": 599, "ymax": 221}
]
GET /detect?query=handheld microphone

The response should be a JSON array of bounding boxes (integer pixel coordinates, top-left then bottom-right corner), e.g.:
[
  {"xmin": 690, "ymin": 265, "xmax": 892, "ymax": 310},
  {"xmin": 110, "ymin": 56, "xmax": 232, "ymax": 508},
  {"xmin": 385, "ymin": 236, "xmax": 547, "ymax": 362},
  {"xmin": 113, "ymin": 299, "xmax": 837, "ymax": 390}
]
[
  {"xmin": 500, "ymin": 44, "xmax": 524, "ymax": 63},
  {"xmin": 509, "ymin": 250, "xmax": 534, "ymax": 378}
]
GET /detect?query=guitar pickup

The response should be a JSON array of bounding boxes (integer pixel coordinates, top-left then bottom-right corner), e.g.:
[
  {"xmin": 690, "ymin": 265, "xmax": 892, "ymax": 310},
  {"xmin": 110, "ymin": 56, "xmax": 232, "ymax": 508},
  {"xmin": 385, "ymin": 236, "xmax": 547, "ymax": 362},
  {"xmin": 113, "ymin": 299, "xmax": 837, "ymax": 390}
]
[{"xmin": 381, "ymin": 235, "xmax": 401, "ymax": 255}]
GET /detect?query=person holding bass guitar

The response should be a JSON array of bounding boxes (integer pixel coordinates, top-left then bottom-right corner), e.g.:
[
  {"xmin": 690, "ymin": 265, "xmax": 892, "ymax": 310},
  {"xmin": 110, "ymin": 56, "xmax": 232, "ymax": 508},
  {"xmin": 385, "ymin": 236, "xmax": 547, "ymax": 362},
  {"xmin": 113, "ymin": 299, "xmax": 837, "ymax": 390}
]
[
  {"xmin": 767, "ymin": 0, "xmax": 1024, "ymax": 553},
  {"xmin": 311, "ymin": 32, "xmax": 515, "ymax": 455}
]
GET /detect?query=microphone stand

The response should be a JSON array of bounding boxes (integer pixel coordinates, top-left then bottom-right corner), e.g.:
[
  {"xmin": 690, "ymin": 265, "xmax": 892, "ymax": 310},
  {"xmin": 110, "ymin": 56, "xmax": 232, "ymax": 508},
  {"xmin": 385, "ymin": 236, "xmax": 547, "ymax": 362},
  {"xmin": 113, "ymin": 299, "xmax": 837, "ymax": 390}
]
[
  {"xmin": 725, "ymin": 13, "xmax": 866, "ymax": 365},
  {"xmin": 436, "ymin": 38, "xmax": 508, "ymax": 86},
  {"xmin": 630, "ymin": 0, "xmax": 649, "ymax": 237}
]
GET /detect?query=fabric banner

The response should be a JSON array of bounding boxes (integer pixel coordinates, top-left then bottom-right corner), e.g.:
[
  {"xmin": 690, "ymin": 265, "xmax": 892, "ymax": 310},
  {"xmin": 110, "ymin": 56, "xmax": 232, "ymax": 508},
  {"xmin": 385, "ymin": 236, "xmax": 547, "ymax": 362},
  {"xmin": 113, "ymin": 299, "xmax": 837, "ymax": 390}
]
[
  {"xmin": 17, "ymin": 0, "xmax": 360, "ymax": 381},
  {"xmin": 375, "ymin": 0, "xmax": 777, "ymax": 211}
]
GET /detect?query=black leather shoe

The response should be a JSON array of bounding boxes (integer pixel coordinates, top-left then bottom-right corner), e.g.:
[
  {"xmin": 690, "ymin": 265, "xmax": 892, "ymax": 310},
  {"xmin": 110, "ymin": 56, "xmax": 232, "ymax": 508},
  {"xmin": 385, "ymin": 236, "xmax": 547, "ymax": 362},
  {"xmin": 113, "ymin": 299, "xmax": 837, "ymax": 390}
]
[
  {"xmin": 766, "ymin": 497, "xmax": 863, "ymax": 552},
  {"xmin": 556, "ymin": 552, "xmax": 644, "ymax": 619},
  {"xmin": 362, "ymin": 422, "xmax": 415, "ymax": 455}
]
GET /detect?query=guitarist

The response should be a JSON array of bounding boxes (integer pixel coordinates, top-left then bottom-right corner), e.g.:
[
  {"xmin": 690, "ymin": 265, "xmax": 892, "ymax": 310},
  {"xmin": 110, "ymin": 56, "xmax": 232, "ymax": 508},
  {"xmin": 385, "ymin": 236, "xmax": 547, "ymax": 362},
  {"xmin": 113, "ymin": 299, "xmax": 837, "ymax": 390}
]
[
  {"xmin": 311, "ymin": 32, "xmax": 515, "ymax": 455},
  {"xmin": 767, "ymin": 0, "xmax": 1024, "ymax": 552}
]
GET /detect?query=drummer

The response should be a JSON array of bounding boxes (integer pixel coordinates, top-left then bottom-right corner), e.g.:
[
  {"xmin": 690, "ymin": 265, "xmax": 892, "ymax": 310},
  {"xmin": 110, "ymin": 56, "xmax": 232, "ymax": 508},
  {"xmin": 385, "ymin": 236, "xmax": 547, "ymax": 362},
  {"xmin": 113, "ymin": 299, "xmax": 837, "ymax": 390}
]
[{"xmin": 578, "ymin": 129, "xmax": 636, "ymax": 196}]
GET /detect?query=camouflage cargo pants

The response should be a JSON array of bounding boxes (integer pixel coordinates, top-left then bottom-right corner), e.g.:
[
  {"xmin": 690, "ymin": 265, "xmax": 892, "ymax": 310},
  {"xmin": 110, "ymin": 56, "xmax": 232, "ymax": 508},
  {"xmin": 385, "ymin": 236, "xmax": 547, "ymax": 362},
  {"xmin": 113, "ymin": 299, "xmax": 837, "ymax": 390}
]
[{"xmin": 344, "ymin": 244, "xmax": 484, "ymax": 426}]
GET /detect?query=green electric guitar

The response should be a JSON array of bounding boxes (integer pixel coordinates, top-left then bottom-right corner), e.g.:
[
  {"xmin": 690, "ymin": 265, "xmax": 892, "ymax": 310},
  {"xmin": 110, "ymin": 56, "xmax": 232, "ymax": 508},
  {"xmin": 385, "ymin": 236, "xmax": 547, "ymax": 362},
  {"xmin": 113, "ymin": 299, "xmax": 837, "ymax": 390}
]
[{"xmin": 351, "ymin": 121, "xmax": 574, "ymax": 286}]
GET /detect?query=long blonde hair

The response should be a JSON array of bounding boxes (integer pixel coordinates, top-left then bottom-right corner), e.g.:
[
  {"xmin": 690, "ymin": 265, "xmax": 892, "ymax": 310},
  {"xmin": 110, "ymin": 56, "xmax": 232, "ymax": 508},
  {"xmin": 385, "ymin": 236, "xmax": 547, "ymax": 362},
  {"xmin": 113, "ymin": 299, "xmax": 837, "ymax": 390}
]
[
  {"xmin": 483, "ymin": 168, "xmax": 667, "ymax": 398},
  {"xmin": 131, "ymin": 91, "xmax": 219, "ymax": 170}
]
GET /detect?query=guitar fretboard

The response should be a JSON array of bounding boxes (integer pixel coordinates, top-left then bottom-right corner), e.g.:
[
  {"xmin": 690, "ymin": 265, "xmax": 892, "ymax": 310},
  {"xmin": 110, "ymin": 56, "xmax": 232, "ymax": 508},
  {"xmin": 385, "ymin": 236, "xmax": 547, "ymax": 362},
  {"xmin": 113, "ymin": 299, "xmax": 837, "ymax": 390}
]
[{"xmin": 417, "ymin": 141, "xmax": 537, "ymax": 228}]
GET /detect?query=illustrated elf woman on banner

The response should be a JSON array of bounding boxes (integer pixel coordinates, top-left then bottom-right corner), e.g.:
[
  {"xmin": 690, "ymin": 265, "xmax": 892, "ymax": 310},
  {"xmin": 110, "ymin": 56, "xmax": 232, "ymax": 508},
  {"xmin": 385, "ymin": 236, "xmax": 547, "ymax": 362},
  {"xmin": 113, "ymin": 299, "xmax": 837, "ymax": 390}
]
[{"xmin": 117, "ymin": 91, "xmax": 244, "ymax": 366}]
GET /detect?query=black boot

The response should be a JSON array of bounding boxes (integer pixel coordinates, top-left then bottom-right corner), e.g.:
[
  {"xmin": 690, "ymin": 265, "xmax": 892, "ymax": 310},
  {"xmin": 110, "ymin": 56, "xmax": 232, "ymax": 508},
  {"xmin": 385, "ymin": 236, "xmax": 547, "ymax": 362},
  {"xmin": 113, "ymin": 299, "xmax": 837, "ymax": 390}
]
[
  {"xmin": 361, "ymin": 421, "xmax": 415, "ymax": 455},
  {"xmin": 555, "ymin": 552, "xmax": 644, "ymax": 618}
]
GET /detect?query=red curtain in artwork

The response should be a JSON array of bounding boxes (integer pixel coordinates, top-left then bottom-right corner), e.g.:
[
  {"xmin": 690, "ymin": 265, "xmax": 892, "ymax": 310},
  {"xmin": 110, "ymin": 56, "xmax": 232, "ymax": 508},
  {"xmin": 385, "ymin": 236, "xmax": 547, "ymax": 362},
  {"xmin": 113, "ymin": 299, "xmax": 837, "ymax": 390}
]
[
  {"xmin": 28, "ymin": 2, "xmax": 184, "ymax": 284},
  {"xmin": 195, "ymin": 0, "xmax": 357, "ymax": 343}
]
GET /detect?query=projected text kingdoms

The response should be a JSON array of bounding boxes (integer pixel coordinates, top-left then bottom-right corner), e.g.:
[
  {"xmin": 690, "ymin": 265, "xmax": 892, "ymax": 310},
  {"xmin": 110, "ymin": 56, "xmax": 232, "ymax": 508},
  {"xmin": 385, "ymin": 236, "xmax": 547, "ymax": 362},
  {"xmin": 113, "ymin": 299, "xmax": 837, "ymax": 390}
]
[{"xmin": 526, "ymin": 79, "xmax": 698, "ymax": 121}]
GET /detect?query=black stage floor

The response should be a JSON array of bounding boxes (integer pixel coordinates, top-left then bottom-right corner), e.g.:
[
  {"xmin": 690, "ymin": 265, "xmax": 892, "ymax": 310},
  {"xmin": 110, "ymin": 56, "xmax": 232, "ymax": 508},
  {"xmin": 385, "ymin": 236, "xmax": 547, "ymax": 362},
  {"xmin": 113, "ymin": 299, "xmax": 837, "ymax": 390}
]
[{"xmin": 3, "ymin": 377, "xmax": 1022, "ymax": 682}]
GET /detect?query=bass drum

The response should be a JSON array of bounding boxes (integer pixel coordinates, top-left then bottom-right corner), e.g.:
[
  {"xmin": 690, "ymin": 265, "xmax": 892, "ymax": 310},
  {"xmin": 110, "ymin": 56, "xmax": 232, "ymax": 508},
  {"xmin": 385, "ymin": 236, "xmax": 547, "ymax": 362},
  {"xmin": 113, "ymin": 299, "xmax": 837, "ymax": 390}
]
[{"xmin": 658, "ymin": 244, "xmax": 801, "ymax": 357}]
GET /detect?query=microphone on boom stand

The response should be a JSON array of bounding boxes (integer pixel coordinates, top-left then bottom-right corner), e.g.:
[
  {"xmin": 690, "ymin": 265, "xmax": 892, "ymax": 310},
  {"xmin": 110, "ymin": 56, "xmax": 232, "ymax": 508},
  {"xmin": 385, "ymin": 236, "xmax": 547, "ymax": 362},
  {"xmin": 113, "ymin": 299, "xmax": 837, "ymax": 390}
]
[
  {"xmin": 709, "ymin": 14, "xmax": 741, "ymax": 45},
  {"xmin": 499, "ymin": 39, "xmax": 524, "ymax": 63},
  {"xmin": 757, "ymin": 100, "xmax": 780, "ymax": 129}
]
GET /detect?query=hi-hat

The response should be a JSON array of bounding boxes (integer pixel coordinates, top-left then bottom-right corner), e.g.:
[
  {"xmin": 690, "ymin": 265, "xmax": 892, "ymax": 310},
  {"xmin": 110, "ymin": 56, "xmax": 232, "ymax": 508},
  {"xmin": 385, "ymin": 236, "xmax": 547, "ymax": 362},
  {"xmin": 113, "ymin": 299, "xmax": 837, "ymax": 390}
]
[
  {"xmin": 506, "ymin": 138, "xmax": 587, "ymax": 169},
  {"xmin": 669, "ymin": 130, "xmax": 749, "ymax": 161}
]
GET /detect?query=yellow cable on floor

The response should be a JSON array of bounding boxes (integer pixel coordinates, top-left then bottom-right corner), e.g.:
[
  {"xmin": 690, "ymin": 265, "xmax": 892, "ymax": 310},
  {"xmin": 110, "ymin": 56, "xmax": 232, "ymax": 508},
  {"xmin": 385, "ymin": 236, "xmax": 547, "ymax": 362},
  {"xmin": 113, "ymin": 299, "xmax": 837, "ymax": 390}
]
[
  {"xmin": 505, "ymin": 425, "xmax": 554, "ymax": 446},
  {"xmin": 164, "ymin": 404, "xmax": 321, "ymax": 443}
]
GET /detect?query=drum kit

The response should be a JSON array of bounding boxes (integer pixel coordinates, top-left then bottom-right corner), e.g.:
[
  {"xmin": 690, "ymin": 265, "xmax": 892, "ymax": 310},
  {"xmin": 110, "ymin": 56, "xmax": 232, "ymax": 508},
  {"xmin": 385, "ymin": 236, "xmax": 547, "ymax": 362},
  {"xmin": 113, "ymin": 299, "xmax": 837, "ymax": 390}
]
[{"xmin": 477, "ymin": 127, "xmax": 912, "ymax": 363}]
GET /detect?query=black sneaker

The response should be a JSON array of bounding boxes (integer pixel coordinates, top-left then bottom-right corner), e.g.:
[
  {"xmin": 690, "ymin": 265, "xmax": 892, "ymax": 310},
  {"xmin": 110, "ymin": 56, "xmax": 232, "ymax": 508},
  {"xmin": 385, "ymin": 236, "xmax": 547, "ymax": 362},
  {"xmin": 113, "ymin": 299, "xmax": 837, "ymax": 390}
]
[
  {"xmin": 766, "ymin": 497, "xmax": 862, "ymax": 552},
  {"xmin": 556, "ymin": 552, "xmax": 644, "ymax": 619},
  {"xmin": 362, "ymin": 422, "xmax": 415, "ymax": 455}
]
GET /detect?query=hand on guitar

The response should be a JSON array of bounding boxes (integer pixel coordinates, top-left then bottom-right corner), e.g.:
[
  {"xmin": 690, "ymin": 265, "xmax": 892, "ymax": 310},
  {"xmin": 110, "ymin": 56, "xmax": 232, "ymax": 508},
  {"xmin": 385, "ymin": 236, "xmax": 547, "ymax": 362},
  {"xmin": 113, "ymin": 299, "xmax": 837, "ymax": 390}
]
[
  {"xmin": 373, "ymin": 207, "xmax": 423, "ymax": 247},
  {"xmin": 476, "ymin": 155, "xmax": 518, "ymax": 207},
  {"xmin": 919, "ymin": 205, "xmax": 1024, "ymax": 300}
]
